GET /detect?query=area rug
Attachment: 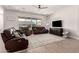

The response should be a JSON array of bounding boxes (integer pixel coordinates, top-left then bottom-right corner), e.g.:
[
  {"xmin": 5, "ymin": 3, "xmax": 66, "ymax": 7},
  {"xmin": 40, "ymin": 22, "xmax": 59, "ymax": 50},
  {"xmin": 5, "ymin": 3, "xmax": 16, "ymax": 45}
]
[{"xmin": 17, "ymin": 34, "xmax": 66, "ymax": 53}]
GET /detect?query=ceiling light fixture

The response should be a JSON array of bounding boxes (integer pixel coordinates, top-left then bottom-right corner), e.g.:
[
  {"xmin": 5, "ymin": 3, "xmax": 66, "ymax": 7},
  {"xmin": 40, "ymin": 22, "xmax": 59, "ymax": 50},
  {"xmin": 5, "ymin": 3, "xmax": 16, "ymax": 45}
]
[{"xmin": 33, "ymin": 5, "xmax": 48, "ymax": 9}]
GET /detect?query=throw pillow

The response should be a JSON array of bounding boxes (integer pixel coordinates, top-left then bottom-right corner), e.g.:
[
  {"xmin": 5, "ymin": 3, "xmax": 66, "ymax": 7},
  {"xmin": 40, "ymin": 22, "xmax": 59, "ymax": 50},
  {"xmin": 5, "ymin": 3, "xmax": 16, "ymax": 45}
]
[
  {"xmin": 13, "ymin": 31, "xmax": 21, "ymax": 38},
  {"xmin": 15, "ymin": 30, "xmax": 23, "ymax": 36}
]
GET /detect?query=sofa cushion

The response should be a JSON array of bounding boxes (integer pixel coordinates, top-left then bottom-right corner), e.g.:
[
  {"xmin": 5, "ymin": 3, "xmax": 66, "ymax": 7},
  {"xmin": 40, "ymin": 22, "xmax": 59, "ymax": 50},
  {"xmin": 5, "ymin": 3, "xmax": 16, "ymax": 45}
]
[{"xmin": 13, "ymin": 31, "xmax": 21, "ymax": 38}]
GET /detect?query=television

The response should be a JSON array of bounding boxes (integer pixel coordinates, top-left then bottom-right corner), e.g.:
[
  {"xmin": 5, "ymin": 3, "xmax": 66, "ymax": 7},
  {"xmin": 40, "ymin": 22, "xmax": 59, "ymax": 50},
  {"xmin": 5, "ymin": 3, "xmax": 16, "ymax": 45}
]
[{"xmin": 52, "ymin": 20, "xmax": 62, "ymax": 27}]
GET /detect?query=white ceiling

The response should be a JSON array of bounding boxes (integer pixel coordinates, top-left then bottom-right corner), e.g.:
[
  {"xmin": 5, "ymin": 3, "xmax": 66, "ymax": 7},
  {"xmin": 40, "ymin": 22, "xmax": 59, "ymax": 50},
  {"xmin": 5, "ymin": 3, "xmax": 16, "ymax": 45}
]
[{"xmin": 2, "ymin": 5, "xmax": 68, "ymax": 15}]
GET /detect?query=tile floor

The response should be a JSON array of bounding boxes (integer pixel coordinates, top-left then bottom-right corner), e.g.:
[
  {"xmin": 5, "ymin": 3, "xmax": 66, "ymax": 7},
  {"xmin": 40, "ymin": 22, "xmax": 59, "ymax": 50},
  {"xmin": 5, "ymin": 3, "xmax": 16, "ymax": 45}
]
[
  {"xmin": 0, "ymin": 33, "xmax": 78, "ymax": 53},
  {"xmin": 0, "ymin": 34, "xmax": 7, "ymax": 52},
  {"xmin": 27, "ymin": 39, "xmax": 79, "ymax": 53},
  {"xmin": 17, "ymin": 34, "xmax": 68, "ymax": 53}
]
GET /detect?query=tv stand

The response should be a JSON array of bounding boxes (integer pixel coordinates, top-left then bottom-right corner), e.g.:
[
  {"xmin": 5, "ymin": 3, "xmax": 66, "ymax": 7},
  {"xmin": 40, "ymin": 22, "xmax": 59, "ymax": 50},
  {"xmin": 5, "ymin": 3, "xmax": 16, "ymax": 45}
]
[{"xmin": 49, "ymin": 28, "xmax": 63, "ymax": 36}]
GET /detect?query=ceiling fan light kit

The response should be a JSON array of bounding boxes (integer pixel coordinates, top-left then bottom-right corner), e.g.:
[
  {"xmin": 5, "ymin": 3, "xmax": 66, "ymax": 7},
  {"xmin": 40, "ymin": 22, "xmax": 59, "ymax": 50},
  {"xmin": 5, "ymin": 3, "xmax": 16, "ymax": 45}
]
[{"xmin": 33, "ymin": 5, "xmax": 48, "ymax": 9}]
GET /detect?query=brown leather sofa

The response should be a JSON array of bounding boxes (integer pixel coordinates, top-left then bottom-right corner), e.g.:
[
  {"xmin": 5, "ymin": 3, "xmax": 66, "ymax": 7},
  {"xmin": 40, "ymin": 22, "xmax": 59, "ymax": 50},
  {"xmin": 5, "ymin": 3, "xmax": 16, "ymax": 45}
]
[
  {"xmin": 32, "ymin": 27, "xmax": 48, "ymax": 34},
  {"xmin": 1, "ymin": 29, "xmax": 28, "ymax": 52},
  {"xmin": 20, "ymin": 26, "xmax": 48, "ymax": 35}
]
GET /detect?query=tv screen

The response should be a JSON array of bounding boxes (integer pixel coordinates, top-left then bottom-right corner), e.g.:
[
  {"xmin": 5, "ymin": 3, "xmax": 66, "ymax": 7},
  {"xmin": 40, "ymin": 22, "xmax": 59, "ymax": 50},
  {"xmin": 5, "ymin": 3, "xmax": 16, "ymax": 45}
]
[{"xmin": 52, "ymin": 20, "xmax": 62, "ymax": 27}]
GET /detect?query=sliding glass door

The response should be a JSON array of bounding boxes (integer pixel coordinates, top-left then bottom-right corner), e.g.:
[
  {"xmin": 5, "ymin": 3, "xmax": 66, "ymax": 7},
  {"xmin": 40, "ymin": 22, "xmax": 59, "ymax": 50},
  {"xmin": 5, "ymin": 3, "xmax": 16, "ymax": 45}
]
[{"xmin": 18, "ymin": 17, "xmax": 41, "ymax": 27}]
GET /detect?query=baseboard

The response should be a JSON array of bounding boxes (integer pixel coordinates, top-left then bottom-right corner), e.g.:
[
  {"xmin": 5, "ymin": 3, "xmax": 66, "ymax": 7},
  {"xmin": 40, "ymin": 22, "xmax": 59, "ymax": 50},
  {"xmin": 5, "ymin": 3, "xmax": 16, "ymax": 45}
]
[{"xmin": 70, "ymin": 35, "xmax": 79, "ymax": 40}]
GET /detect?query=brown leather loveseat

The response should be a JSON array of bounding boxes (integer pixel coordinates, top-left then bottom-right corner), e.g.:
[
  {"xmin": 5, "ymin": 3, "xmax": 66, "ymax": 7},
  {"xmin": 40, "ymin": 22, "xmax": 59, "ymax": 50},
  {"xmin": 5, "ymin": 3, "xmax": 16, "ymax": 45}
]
[{"xmin": 1, "ymin": 29, "xmax": 28, "ymax": 52}]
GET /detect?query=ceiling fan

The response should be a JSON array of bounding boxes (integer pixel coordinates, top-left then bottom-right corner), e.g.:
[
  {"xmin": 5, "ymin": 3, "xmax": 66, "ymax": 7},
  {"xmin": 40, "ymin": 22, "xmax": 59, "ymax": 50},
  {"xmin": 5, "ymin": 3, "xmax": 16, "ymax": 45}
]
[{"xmin": 34, "ymin": 5, "xmax": 48, "ymax": 9}]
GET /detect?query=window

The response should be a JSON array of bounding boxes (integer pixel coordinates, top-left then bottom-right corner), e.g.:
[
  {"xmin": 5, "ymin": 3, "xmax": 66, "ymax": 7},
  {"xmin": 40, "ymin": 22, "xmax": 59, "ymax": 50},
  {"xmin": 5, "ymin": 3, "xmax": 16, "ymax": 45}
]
[
  {"xmin": 32, "ymin": 19, "xmax": 37, "ymax": 26},
  {"xmin": 37, "ymin": 20, "xmax": 41, "ymax": 25},
  {"xmin": 18, "ymin": 18, "xmax": 31, "ymax": 27},
  {"xmin": 31, "ymin": 19, "xmax": 41, "ymax": 26},
  {"xmin": 18, "ymin": 17, "xmax": 41, "ymax": 27},
  {"xmin": 18, "ymin": 18, "xmax": 26, "ymax": 21}
]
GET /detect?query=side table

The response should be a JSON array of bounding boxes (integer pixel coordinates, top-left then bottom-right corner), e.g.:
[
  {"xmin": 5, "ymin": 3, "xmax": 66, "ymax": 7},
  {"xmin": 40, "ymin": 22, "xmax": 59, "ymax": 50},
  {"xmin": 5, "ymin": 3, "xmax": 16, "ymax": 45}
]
[{"xmin": 63, "ymin": 31, "xmax": 70, "ymax": 38}]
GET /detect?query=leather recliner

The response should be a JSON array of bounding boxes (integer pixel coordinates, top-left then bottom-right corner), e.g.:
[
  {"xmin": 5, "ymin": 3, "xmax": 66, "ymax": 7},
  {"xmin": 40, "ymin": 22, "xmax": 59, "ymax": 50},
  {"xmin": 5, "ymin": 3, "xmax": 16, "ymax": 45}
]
[{"xmin": 1, "ymin": 29, "xmax": 28, "ymax": 52}]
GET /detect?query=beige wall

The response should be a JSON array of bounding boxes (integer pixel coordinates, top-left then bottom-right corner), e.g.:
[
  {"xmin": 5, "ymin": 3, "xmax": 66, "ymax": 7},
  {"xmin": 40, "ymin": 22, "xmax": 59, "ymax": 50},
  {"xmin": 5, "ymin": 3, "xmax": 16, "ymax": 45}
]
[
  {"xmin": 4, "ymin": 9, "xmax": 47, "ymax": 29},
  {"xmin": 0, "ymin": 6, "xmax": 6, "ymax": 52},
  {"xmin": 0, "ymin": 6, "xmax": 4, "ymax": 33},
  {"xmin": 49, "ymin": 6, "xmax": 79, "ymax": 39}
]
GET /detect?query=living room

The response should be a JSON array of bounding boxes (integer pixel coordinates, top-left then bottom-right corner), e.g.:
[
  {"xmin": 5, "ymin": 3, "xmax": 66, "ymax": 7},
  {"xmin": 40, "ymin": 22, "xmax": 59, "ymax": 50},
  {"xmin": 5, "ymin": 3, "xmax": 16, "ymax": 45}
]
[{"xmin": 0, "ymin": 5, "xmax": 79, "ymax": 53}]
